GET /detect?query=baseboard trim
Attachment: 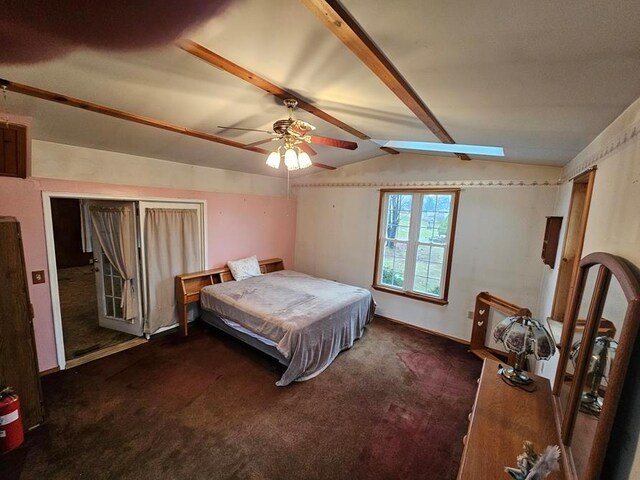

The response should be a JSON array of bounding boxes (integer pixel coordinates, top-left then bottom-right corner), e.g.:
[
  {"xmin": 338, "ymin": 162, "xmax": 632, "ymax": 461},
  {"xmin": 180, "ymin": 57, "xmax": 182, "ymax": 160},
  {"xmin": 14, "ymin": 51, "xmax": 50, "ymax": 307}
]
[
  {"xmin": 39, "ymin": 366, "xmax": 60, "ymax": 377},
  {"xmin": 65, "ymin": 338, "xmax": 147, "ymax": 369},
  {"xmin": 375, "ymin": 314, "xmax": 470, "ymax": 346}
]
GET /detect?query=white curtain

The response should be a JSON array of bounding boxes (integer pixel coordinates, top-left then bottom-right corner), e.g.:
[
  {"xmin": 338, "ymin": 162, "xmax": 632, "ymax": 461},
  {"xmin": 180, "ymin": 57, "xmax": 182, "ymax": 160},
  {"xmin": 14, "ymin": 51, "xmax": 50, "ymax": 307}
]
[
  {"xmin": 89, "ymin": 206, "xmax": 138, "ymax": 321},
  {"xmin": 144, "ymin": 208, "xmax": 201, "ymax": 334}
]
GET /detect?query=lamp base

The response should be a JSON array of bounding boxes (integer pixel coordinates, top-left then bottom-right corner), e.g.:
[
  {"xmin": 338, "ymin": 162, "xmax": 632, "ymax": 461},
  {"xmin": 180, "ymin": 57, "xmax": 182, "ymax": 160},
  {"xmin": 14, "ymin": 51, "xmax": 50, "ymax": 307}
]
[
  {"xmin": 579, "ymin": 392, "xmax": 603, "ymax": 416},
  {"xmin": 500, "ymin": 366, "xmax": 533, "ymax": 385}
]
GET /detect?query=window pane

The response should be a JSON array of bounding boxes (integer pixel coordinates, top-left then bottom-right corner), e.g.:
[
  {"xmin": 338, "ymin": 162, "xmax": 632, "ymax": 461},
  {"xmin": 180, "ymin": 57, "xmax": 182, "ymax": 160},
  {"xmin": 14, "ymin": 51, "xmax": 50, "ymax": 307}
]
[
  {"xmin": 386, "ymin": 194, "xmax": 412, "ymax": 241},
  {"xmin": 421, "ymin": 194, "xmax": 452, "ymax": 245},
  {"xmin": 415, "ymin": 239, "xmax": 446, "ymax": 297},
  {"xmin": 382, "ymin": 242, "xmax": 407, "ymax": 288},
  {"xmin": 426, "ymin": 277, "xmax": 441, "ymax": 297},
  {"xmin": 114, "ymin": 299, "xmax": 123, "ymax": 319},
  {"xmin": 414, "ymin": 275, "xmax": 428, "ymax": 294},
  {"xmin": 429, "ymin": 246, "xmax": 445, "ymax": 265}
]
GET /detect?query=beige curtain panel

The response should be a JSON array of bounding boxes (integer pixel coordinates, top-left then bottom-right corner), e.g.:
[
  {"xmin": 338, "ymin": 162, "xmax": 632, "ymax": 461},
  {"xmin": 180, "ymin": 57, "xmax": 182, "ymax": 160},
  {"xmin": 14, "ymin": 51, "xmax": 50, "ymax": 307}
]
[
  {"xmin": 144, "ymin": 208, "xmax": 201, "ymax": 334},
  {"xmin": 89, "ymin": 206, "xmax": 139, "ymax": 321}
]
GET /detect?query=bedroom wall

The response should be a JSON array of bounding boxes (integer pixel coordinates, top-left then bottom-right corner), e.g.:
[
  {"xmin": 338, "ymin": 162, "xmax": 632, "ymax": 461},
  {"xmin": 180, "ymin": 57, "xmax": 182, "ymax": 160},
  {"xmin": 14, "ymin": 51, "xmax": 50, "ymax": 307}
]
[
  {"xmin": 293, "ymin": 154, "xmax": 562, "ymax": 342},
  {"xmin": 0, "ymin": 140, "xmax": 296, "ymax": 373},
  {"xmin": 536, "ymin": 96, "xmax": 640, "ymax": 479}
]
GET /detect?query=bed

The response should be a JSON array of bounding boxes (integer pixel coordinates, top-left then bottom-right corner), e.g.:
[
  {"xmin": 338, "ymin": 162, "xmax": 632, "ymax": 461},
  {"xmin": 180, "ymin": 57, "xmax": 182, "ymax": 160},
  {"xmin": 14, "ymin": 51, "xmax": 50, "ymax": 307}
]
[{"xmin": 175, "ymin": 258, "xmax": 375, "ymax": 386}]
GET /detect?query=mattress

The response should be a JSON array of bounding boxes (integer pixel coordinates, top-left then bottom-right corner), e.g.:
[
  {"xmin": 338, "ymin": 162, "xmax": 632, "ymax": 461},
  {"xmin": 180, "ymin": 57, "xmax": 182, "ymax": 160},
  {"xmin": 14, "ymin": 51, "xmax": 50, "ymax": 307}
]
[{"xmin": 200, "ymin": 270, "xmax": 375, "ymax": 386}]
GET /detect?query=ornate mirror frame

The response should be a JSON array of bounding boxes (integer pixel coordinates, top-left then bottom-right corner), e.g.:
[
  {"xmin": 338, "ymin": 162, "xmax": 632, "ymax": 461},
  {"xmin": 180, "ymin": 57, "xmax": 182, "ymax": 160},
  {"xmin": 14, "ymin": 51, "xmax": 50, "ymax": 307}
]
[{"xmin": 553, "ymin": 252, "xmax": 640, "ymax": 479}]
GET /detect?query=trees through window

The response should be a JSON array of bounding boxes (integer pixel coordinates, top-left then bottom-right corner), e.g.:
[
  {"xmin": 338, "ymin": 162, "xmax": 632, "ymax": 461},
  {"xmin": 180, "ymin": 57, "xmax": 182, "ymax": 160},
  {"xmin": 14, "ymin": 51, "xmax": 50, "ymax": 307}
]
[{"xmin": 374, "ymin": 189, "xmax": 459, "ymax": 304}]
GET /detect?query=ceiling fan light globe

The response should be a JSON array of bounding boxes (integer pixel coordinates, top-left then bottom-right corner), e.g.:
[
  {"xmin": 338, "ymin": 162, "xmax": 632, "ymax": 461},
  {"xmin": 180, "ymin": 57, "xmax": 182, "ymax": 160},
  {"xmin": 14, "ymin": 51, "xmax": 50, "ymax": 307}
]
[
  {"xmin": 284, "ymin": 148, "xmax": 299, "ymax": 170},
  {"xmin": 266, "ymin": 151, "xmax": 281, "ymax": 169},
  {"xmin": 298, "ymin": 151, "xmax": 312, "ymax": 169}
]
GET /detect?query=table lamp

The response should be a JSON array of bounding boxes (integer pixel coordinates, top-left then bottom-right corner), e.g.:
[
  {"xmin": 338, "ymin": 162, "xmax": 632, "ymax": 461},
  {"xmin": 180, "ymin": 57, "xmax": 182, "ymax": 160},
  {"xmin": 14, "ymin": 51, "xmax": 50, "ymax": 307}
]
[
  {"xmin": 493, "ymin": 316, "xmax": 557, "ymax": 385},
  {"xmin": 569, "ymin": 335, "xmax": 617, "ymax": 415}
]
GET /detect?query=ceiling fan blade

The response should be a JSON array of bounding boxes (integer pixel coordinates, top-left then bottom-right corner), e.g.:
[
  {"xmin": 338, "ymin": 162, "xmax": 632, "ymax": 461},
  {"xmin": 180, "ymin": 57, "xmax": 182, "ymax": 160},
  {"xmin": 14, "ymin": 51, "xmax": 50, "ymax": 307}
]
[
  {"xmin": 217, "ymin": 126, "xmax": 275, "ymax": 135},
  {"xmin": 309, "ymin": 135, "xmax": 358, "ymax": 150},
  {"xmin": 372, "ymin": 140, "xmax": 504, "ymax": 157},
  {"xmin": 298, "ymin": 143, "xmax": 318, "ymax": 157},
  {"xmin": 243, "ymin": 138, "xmax": 278, "ymax": 148}
]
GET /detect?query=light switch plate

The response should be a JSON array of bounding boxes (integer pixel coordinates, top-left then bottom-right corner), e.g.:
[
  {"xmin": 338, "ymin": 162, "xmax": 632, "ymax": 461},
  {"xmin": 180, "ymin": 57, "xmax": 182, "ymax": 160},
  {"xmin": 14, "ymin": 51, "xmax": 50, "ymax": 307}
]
[{"xmin": 32, "ymin": 270, "xmax": 45, "ymax": 284}]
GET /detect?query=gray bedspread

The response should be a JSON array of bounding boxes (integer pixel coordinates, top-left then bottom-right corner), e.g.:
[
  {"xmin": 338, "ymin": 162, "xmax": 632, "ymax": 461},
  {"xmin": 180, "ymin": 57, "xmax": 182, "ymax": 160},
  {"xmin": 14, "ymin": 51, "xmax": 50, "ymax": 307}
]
[{"xmin": 200, "ymin": 270, "xmax": 375, "ymax": 386}]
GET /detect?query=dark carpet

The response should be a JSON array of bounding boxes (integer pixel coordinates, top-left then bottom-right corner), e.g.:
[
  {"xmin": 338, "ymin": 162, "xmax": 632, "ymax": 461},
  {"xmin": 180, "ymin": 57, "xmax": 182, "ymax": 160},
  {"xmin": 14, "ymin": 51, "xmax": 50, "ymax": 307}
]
[
  {"xmin": 3, "ymin": 318, "xmax": 481, "ymax": 480},
  {"xmin": 57, "ymin": 265, "xmax": 135, "ymax": 359}
]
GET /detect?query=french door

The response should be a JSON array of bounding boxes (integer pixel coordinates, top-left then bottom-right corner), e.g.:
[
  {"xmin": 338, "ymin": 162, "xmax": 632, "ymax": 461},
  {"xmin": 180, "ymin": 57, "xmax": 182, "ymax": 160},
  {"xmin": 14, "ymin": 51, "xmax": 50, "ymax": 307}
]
[{"xmin": 89, "ymin": 201, "xmax": 144, "ymax": 336}]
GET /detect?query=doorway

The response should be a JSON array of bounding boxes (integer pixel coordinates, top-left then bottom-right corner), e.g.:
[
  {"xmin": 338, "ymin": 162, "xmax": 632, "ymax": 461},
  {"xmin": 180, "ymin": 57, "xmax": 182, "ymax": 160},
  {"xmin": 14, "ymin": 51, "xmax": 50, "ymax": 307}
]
[
  {"xmin": 51, "ymin": 198, "xmax": 139, "ymax": 364},
  {"xmin": 44, "ymin": 192, "xmax": 207, "ymax": 370},
  {"xmin": 550, "ymin": 168, "xmax": 596, "ymax": 322}
]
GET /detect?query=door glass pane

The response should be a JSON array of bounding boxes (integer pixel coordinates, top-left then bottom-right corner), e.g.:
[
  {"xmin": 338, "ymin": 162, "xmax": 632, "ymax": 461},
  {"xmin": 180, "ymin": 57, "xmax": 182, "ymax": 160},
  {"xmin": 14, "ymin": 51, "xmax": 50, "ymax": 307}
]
[
  {"xmin": 114, "ymin": 300, "xmax": 123, "ymax": 319},
  {"xmin": 105, "ymin": 297, "xmax": 114, "ymax": 317},
  {"xmin": 102, "ymin": 253, "xmax": 124, "ymax": 320}
]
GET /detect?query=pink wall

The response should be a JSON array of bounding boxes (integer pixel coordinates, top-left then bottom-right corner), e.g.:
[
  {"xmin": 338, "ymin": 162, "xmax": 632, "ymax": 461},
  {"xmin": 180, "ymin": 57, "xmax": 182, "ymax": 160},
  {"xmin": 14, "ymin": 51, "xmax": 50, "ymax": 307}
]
[{"xmin": 0, "ymin": 176, "xmax": 296, "ymax": 372}]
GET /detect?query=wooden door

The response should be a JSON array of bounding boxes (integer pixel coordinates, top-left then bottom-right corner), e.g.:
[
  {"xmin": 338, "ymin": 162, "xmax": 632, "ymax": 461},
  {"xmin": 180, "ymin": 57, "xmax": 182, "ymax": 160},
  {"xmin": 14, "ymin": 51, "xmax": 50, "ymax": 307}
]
[{"xmin": 0, "ymin": 217, "xmax": 44, "ymax": 429}]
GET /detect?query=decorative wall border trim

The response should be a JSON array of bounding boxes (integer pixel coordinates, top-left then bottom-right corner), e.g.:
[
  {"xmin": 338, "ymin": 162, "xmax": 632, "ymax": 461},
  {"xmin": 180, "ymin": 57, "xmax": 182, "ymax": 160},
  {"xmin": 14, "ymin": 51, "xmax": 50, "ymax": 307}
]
[
  {"xmin": 563, "ymin": 118, "xmax": 640, "ymax": 181},
  {"xmin": 292, "ymin": 179, "xmax": 562, "ymax": 188}
]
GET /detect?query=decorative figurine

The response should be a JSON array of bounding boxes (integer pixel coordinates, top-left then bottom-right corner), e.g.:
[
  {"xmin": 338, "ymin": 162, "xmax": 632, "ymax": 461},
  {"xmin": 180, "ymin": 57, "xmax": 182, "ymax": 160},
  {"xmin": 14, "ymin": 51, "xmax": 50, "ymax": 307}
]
[{"xmin": 505, "ymin": 441, "xmax": 561, "ymax": 480}]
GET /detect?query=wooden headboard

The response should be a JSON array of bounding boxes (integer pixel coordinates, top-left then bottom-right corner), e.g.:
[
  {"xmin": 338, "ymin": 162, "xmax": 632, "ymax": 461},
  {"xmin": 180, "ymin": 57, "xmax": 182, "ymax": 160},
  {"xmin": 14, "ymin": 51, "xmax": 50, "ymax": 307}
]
[{"xmin": 175, "ymin": 258, "xmax": 284, "ymax": 336}]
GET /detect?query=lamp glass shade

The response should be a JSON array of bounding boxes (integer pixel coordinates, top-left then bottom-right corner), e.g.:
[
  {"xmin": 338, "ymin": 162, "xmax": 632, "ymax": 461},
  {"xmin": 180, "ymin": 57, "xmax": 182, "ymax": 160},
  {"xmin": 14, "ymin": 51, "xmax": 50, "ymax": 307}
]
[
  {"xmin": 298, "ymin": 151, "xmax": 312, "ymax": 168},
  {"xmin": 493, "ymin": 316, "xmax": 556, "ymax": 361},
  {"xmin": 284, "ymin": 148, "xmax": 299, "ymax": 170},
  {"xmin": 266, "ymin": 151, "xmax": 281, "ymax": 169}
]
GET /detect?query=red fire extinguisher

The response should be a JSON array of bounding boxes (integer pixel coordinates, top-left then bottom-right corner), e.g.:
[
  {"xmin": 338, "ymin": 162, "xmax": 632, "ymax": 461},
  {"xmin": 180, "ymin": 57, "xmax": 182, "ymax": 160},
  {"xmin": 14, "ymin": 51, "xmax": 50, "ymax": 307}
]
[{"xmin": 0, "ymin": 387, "xmax": 24, "ymax": 454}]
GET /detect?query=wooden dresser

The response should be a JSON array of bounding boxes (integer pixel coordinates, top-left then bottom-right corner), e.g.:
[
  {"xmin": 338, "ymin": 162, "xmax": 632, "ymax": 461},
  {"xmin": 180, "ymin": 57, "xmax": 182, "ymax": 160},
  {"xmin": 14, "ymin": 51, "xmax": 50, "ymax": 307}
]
[{"xmin": 458, "ymin": 359, "xmax": 565, "ymax": 479}]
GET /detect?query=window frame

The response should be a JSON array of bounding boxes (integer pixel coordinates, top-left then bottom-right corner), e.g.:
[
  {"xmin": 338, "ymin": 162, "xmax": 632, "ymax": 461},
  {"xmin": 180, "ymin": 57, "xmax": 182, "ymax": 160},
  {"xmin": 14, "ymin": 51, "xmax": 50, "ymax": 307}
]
[{"xmin": 372, "ymin": 188, "xmax": 460, "ymax": 305}]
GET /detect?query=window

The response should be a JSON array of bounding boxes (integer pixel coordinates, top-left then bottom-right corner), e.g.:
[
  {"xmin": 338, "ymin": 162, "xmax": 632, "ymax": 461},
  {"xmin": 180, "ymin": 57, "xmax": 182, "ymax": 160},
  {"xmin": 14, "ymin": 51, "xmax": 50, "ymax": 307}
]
[{"xmin": 373, "ymin": 189, "xmax": 460, "ymax": 304}]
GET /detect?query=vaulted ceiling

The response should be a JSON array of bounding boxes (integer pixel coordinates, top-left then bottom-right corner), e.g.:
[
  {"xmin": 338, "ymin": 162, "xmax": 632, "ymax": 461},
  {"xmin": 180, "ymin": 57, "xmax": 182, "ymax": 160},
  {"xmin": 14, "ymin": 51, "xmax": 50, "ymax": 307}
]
[{"xmin": 2, "ymin": 0, "xmax": 640, "ymax": 177}]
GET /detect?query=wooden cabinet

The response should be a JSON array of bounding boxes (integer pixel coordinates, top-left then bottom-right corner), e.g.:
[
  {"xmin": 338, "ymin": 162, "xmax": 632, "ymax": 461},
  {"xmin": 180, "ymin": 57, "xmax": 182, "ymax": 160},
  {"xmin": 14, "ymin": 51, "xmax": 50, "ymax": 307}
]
[
  {"xmin": 458, "ymin": 359, "xmax": 565, "ymax": 479},
  {"xmin": 542, "ymin": 216, "xmax": 563, "ymax": 268},
  {"xmin": 0, "ymin": 217, "xmax": 44, "ymax": 429},
  {"xmin": 0, "ymin": 123, "xmax": 27, "ymax": 179}
]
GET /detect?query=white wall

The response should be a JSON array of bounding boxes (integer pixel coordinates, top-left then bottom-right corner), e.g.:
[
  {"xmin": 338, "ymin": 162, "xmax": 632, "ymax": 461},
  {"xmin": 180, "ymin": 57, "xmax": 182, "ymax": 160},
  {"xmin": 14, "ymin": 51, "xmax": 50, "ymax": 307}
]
[
  {"xmin": 294, "ymin": 154, "xmax": 561, "ymax": 342},
  {"xmin": 31, "ymin": 140, "xmax": 289, "ymax": 197},
  {"xmin": 536, "ymin": 96, "xmax": 640, "ymax": 479}
]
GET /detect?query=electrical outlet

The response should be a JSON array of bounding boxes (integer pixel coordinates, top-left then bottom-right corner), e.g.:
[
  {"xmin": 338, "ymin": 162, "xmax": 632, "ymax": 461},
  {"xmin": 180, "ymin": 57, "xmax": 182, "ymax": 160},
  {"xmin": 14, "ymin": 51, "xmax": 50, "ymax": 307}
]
[
  {"xmin": 467, "ymin": 310, "xmax": 474, "ymax": 319},
  {"xmin": 32, "ymin": 270, "xmax": 45, "ymax": 284}
]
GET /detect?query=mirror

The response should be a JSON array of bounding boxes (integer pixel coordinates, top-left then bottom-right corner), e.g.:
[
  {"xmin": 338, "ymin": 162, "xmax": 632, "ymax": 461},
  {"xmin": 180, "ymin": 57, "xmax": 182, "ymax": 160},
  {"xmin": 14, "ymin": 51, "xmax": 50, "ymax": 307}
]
[
  {"xmin": 557, "ymin": 265, "xmax": 598, "ymax": 414},
  {"xmin": 553, "ymin": 253, "xmax": 640, "ymax": 480},
  {"xmin": 569, "ymin": 276, "xmax": 625, "ymax": 478}
]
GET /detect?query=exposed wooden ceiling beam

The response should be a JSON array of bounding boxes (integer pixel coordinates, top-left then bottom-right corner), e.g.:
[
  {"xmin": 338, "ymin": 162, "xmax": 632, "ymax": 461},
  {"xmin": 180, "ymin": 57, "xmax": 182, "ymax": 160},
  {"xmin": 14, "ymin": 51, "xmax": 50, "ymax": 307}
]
[
  {"xmin": 0, "ymin": 78, "xmax": 267, "ymax": 153},
  {"xmin": 179, "ymin": 40, "xmax": 399, "ymax": 155},
  {"xmin": 180, "ymin": 40, "xmax": 369, "ymax": 140},
  {"xmin": 0, "ymin": 77, "xmax": 336, "ymax": 170},
  {"xmin": 300, "ymin": 0, "xmax": 470, "ymax": 160}
]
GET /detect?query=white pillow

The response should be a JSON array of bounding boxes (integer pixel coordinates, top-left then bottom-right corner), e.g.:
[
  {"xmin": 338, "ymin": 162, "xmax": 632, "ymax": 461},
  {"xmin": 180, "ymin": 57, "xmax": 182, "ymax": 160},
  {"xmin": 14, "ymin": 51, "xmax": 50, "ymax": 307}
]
[{"xmin": 227, "ymin": 255, "xmax": 262, "ymax": 281}]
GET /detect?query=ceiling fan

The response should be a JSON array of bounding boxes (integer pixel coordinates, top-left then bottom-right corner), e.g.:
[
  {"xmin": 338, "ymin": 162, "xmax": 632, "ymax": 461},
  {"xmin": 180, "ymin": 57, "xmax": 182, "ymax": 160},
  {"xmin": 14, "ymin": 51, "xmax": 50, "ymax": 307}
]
[{"xmin": 218, "ymin": 98, "xmax": 358, "ymax": 171}]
